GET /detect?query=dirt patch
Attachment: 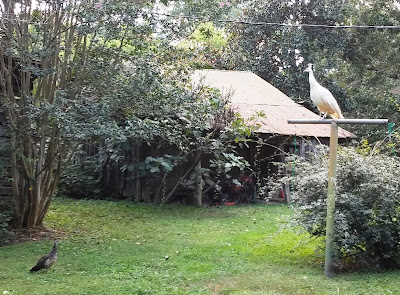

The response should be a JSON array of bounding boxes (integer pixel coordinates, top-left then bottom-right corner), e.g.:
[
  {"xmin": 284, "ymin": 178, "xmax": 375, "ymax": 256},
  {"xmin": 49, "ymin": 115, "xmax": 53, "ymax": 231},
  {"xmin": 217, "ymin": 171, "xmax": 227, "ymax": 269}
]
[{"xmin": 10, "ymin": 227, "xmax": 67, "ymax": 245}]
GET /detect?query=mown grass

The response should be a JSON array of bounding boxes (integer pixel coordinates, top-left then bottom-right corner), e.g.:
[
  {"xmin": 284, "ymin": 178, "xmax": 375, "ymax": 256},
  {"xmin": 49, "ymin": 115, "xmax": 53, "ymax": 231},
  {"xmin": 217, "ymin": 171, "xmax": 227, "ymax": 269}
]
[{"xmin": 1, "ymin": 198, "xmax": 399, "ymax": 295}]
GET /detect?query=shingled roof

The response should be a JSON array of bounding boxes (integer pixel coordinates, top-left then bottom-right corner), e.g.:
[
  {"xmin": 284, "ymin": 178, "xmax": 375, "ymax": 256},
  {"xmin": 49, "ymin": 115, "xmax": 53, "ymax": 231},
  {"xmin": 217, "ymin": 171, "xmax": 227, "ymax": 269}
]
[{"xmin": 191, "ymin": 69, "xmax": 356, "ymax": 139}]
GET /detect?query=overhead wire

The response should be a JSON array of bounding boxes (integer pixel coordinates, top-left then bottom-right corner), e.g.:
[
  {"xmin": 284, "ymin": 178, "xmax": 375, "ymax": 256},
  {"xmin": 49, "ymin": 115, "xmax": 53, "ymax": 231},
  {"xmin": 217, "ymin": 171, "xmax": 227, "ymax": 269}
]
[{"xmin": 153, "ymin": 12, "xmax": 400, "ymax": 30}]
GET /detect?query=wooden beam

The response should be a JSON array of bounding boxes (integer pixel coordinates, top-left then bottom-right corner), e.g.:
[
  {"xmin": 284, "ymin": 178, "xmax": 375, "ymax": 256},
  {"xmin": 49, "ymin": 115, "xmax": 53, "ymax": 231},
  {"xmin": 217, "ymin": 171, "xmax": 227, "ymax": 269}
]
[{"xmin": 288, "ymin": 119, "xmax": 389, "ymax": 125}]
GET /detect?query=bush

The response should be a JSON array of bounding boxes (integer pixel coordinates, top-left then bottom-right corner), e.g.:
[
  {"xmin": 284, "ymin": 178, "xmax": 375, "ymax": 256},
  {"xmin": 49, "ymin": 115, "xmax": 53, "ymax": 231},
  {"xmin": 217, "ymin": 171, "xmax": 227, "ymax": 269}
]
[
  {"xmin": 58, "ymin": 154, "xmax": 102, "ymax": 199},
  {"xmin": 0, "ymin": 205, "xmax": 13, "ymax": 246},
  {"xmin": 290, "ymin": 146, "xmax": 400, "ymax": 270}
]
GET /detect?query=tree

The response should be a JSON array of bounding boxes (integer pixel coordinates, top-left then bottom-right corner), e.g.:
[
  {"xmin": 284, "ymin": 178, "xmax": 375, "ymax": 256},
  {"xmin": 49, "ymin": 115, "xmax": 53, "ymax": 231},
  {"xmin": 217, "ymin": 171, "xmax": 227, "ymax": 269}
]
[
  {"xmin": 0, "ymin": 0, "xmax": 258, "ymax": 227},
  {"xmin": 223, "ymin": 0, "xmax": 352, "ymax": 97},
  {"xmin": 176, "ymin": 22, "xmax": 228, "ymax": 69},
  {"xmin": 331, "ymin": 0, "xmax": 400, "ymax": 141},
  {"xmin": 0, "ymin": 0, "xmax": 171, "ymax": 228},
  {"xmin": 222, "ymin": 0, "xmax": 400, "ymax": 140}
]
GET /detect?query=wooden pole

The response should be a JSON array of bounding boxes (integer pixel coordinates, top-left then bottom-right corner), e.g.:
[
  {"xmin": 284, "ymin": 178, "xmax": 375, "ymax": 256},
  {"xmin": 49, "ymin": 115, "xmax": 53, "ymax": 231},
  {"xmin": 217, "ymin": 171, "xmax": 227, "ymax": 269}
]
[
  {"xmin": 194, "ymin": 154, "xmax": 202, "ymax": 207},
  {"xmin": 324, "ymin": 122, "xmax": 338, "ymax": 277}
]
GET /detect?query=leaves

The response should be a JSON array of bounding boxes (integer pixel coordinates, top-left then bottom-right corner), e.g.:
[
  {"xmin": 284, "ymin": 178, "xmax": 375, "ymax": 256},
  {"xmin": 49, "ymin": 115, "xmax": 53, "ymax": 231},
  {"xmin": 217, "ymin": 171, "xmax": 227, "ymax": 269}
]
[{"xmin": 287, "ymin": 146, "xmax": 400, "ymax": 269}]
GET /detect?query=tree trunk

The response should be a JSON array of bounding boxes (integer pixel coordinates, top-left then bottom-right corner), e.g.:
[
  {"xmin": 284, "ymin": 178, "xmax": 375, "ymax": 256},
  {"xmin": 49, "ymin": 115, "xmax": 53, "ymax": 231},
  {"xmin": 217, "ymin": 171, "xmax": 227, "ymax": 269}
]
[
  {"xmin": 0, "ymin": 1, "xmax": 73, "ymax": 228},
  {"xmin": 163, "ymin": 153, "xmax": 202, "ymax": 204}
]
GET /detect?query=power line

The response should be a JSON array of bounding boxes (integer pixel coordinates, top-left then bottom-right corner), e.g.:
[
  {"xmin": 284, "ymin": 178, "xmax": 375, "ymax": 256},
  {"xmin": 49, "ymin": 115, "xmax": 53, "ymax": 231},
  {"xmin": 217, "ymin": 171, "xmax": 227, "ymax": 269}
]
[{"xmin": 154, "ymin": 12, "xmax": 400, "ymax": 30}]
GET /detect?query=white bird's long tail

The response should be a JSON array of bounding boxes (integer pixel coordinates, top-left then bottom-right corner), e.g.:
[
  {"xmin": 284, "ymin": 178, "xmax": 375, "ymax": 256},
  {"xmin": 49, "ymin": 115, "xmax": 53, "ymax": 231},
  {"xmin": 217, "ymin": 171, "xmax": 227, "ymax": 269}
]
[{"xmin": 331, "ymin": 111, "xmax": 344, "ymax": 119}]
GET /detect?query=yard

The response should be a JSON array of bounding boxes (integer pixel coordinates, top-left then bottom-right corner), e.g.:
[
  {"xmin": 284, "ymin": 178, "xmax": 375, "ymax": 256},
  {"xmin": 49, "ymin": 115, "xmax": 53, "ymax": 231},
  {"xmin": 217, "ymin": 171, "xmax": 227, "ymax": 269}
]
[{"xmin": 1, "ymin": 198, "xmax": 399, "ymax": 295}]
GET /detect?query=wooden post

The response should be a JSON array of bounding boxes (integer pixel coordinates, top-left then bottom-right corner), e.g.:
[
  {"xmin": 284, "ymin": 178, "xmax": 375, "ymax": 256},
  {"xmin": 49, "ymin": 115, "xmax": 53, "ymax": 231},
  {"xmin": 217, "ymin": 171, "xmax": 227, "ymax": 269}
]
[
  {"xmin": 325, "ymin": 122, "xmax": 338, "ymax": 277},
  {"xmin": 134, "ymin": 144, "xmax": 142, "ymax": 202},
  {"xmin": 280, "ymin": 154, "xmax": 291, "ymax": 205},
  {"xmin": 194, "ymin": 155, "xmax": 202, "ymax": 207},
  {"xmin": 299, "ymin": 138, "xmax": 306, "ymax": 158}
]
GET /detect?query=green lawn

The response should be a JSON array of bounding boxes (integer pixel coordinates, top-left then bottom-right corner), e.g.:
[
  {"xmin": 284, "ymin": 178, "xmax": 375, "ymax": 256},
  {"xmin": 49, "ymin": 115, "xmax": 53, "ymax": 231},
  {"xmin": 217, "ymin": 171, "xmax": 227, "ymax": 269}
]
[{"xmin": 1, "ymin": 198, "xmax": 399, "ymax": 295}]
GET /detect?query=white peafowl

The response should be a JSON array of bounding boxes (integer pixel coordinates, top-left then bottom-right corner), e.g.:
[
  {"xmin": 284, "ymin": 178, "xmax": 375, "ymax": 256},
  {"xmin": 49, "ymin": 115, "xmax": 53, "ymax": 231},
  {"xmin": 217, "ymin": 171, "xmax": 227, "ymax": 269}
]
[
  {"xmin": 30, "ymin": 242, "xmax": 58, "ymax": 272},
  {"xmin": 304, "ymin": 63, "xmax": 344, "ymax": 119}
]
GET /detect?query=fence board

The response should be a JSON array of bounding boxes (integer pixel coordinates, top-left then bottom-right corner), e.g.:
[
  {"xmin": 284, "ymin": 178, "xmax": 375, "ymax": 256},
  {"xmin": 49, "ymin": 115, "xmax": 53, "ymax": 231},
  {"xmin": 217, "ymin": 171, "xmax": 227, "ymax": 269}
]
[{"xmin": 0, "ymin": 186, "xmax": 13, "ymax": 195}]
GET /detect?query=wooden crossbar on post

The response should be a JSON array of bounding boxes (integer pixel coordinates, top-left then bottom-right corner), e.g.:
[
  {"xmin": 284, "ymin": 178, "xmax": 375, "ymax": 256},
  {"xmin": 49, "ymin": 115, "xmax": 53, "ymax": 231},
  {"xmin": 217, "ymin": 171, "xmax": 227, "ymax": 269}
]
[
  {"xmin": 288, "ymin": 119, "xmax": 389, "ymax": 125},
  {"xmin": 287, "ymin": 118, "xmax": 389, "ymax": 278}
]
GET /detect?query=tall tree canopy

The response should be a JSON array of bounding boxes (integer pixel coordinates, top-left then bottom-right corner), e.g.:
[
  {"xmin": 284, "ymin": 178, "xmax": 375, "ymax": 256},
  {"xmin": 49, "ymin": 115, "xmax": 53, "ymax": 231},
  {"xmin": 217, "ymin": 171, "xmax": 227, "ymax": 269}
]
[{"xmin": 219, "ymin": 0, "xmax": 400, "ymax": 139}]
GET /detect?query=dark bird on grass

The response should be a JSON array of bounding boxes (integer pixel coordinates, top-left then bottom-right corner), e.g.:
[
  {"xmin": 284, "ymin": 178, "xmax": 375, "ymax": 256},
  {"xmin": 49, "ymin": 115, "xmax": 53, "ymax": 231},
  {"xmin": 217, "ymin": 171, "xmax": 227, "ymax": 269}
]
[{"xmin": 30, "ymin": 242, "xmax": 58, "ymax": 272}]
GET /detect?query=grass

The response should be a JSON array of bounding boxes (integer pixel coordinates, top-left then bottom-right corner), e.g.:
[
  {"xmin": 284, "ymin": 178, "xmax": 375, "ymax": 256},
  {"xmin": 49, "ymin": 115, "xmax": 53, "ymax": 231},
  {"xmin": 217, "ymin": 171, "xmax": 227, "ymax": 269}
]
[{"xmin": 1, "ymin": 198, "xmax": 400, "ymax": 295}]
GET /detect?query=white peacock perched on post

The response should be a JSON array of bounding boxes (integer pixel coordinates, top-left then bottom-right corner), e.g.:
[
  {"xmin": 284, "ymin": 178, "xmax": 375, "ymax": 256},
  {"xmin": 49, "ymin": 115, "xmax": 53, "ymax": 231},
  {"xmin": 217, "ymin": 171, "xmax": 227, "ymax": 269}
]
[{"xmin": 304, "ymin": 64, "xmax": 344, "ymax": 119}]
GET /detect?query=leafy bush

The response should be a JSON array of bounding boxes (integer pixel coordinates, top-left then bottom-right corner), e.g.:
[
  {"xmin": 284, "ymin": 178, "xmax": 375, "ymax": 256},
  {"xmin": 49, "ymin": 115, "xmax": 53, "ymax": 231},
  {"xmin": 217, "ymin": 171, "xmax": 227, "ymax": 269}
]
[
  {"xmin": 289, "ymin": 146, "xmax": 400, "ymax": 270},
  {"xmin": 58, "ymin": 153, "xmax": 102, "ymax": 199},
  {"xmin": 0, "ymin": 204, "xmax": 13, "ymax": 246},
  {"xmin": 0, "ymin": 152, "xmax": 13, "ymax": 244}
]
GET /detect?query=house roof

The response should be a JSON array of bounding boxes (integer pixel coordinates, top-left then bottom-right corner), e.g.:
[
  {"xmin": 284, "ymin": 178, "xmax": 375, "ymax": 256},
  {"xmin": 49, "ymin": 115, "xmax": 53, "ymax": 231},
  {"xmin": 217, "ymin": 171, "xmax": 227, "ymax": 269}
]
[
  {"xmin": 191, "ymin": 69, "xmax": 356, "ymax": 139},
  {"xmin": 390, "ymin": 86, "xmax": 400, "ymax": 95}
]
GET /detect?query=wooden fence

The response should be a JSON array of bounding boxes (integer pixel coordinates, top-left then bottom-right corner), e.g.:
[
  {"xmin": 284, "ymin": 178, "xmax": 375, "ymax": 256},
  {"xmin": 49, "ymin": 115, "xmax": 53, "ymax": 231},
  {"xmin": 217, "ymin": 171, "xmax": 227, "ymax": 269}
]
[{"xmin": 0, "ymin": 108, "xmax": 12, "ymax": 211}]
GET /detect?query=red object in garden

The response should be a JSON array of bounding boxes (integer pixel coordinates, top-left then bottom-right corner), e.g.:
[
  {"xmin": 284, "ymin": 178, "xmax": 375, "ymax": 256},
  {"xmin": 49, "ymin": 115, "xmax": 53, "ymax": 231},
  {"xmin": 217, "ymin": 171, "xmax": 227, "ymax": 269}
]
[
  {"xmin": 233, "ymin": 186, "xmax": 242, "ymax": 191},
  {"xmin": 240, "ymin": 176, "xmax": 253, "ymax": 183}
]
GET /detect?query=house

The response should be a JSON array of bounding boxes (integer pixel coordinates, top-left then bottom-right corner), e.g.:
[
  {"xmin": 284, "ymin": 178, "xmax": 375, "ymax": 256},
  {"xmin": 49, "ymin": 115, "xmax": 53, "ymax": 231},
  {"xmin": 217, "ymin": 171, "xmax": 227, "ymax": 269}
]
[
  {"xmin": 192, "ymin": 69, "xmax": 354, "ymax": 140},
  {"xmin": 60, "ymin": 69, "xmax": 356, "ymax": 204},
  {"xmin": 192, "ymin": 69, "xmax": 354, "ymax": 151},
  {"xmin": 191, "ymin": 69, "xmax": 355, "ymax": 202}
]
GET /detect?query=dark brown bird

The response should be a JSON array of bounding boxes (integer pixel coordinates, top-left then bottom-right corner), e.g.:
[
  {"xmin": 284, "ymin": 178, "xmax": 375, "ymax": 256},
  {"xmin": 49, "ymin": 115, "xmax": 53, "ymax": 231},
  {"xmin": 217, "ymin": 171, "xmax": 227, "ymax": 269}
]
[{"xmin": 30, "ymin": 242, "xmax": 58, "ymax": 272}]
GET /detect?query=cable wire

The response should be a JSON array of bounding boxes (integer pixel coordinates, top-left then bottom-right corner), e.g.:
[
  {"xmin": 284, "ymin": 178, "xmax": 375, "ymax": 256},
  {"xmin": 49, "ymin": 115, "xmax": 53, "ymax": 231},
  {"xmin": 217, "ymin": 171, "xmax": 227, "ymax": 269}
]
[{"xmin": 154, "ymin": 13, "xmax": 400, "ymax": 30}]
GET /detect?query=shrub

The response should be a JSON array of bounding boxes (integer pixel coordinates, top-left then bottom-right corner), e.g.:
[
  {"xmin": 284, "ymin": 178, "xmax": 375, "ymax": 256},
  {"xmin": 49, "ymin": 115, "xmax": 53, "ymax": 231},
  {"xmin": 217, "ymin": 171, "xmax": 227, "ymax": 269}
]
[
  {"xmin": 289, "ymin": 146, "xmax": 400, "ymax": 270},
  {"xmin": 58, "ymin": 153, "xmax": 102, "ymax": 199},
  {"xmin": 0, "ymin": 204, "xmax": 13, "ymax": 246}
]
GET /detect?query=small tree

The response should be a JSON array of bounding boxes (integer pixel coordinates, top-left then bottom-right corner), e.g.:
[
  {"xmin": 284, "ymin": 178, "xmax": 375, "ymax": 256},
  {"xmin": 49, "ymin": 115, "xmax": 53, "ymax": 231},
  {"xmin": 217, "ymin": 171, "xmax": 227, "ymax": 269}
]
[
  {"xmin": 0, "ymin": 0, "xmax": 170, "ymax": 228},
  {"xmin": 289, "ymin": 146, "xmax": 400, "ymax": 269}
]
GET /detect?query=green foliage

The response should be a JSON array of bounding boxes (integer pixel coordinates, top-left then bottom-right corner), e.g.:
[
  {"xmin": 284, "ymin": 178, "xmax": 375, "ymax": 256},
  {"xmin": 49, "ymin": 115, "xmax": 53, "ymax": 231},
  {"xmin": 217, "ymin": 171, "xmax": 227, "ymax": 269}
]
[
  {"xmin": 2, "ymin": 0, "xmax": 256, "ymax": 221},
  {"xmin": 58, "ymin": 154, "xmax": 102, "ymax": 199},
  {"xmin": 57, "ymin": 72, "xmax": 256, "ymax": 201},
  {"xmin": 1, "ymin": 0, "xmax": 175, "ymax": 227},
  {"xmin": 210, "ymin": 152, "xmax": 249, "ymax": 173},
  {"xmin": 177, "ymin": 22, "xmax": 228, "ymax": 69},
  {"xmin": 0, "ymin": 209, "xmax": 13, "ymax": 246},
  {"xmin": 222, "ymin": 0, "xmax": 400, "ymax": 141},
  {"xmin": 355, "ymin": 138, "xmax": 372, "ymax": 156},
  {"xmin": 289, "ymin": 146, "xmax": 400, "ymax": 270},
  {"xmin": 224, "ymin": 0, "xmax": 353, "ymax": 99},
  {"xmin": 331, "ymin": 61, "xmax": 400, "ymax": 141},
  {"xmin": 7, "ymin": 0, "xmax": 399, "ymax": 228},
  {"xmin": 129, "ymin": 155, "xmax": 178, "ymax": 175}
]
